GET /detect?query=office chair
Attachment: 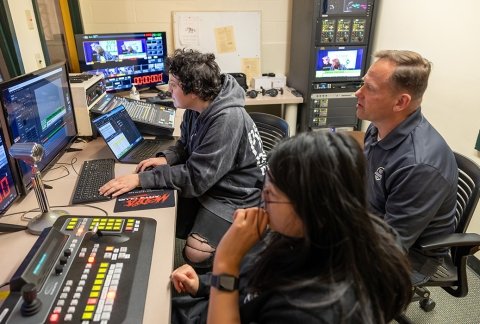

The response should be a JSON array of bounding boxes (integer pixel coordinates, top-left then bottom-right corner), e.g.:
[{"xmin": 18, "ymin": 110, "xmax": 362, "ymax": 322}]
[
  {"xmin": 396, "ymin": 152, "xmax": 480, "ymax": 323},
  {"xmin": 248, "ymin": 112, "xmax": 289, "ymax": 154}
]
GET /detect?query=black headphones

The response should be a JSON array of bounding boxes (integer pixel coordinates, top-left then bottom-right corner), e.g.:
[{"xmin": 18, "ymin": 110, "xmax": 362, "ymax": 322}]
[
  {"xmin": 246, "ymin": 89, "xmax": 261, "ymax": 98},
  {"xmin": 260, "ymin": 87, "xmax": 284, "ymax": 97}
]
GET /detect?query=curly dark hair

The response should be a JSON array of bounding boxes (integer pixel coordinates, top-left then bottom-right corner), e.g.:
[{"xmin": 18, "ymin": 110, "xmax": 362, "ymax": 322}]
[{"xmin": 165, "ymin": 49, "xmax": 222, "ymax": 101}]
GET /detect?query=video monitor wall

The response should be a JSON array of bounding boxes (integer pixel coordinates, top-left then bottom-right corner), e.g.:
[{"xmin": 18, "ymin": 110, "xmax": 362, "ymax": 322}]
[
  {"xmin": 0, "ymin": 62, "xmax": 77, "ymax": 194},
  {"xmin": 75, "ymin": 32, "xmax": 168, "ymax": 92}
]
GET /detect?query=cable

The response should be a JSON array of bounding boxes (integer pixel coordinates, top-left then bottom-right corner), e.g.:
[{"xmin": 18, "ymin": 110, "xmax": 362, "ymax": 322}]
[
  {"xmin": 20, "ymin": 204, "xmax": 109, "ymax": 222},
  {"xmin": 42, "ymin": 165, "xmax": 70, "ymax": 182}
]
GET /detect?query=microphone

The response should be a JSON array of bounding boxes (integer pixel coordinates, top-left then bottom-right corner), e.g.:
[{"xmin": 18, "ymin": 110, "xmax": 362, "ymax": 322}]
[{"xmin": 9, "ymin": 142, "xmax": 68, "ymax": 235}]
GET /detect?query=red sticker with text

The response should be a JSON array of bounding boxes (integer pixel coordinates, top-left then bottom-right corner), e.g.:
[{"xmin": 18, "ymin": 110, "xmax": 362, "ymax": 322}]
[{"xmin": 114, "ymin": 189, "xmax": 175, "ymax": 212}]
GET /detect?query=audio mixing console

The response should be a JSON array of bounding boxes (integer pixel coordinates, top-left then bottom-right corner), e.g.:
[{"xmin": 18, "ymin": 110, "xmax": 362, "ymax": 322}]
[{"xmin": 0, "ymin": 216, "xmax": 156, "ymax": 324}]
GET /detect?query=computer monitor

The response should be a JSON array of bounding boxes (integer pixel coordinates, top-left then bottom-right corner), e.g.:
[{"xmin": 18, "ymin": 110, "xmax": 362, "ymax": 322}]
[
  {"xmin": 0, "ymin": 127, "xmax": 19, "ymax": 215},
  {"xmin": 314, "ymin": 46, "xmax": 366, "ymax": 83},
  {"xmin": 0, "ymin": 62, "xmax": 77, "ymax": 194},
  {"xmin": 75, "ymin": 32, "xmax": 169, "ymax": 92}
]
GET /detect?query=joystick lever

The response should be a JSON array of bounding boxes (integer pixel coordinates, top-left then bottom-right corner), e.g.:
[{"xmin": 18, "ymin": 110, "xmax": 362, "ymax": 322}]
[{"xmin": 20, "ymin": 283, "xmax": 42, "ymax": 316}]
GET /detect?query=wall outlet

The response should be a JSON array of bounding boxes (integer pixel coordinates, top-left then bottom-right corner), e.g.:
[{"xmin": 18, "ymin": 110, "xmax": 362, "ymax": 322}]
[{"xmin": 34, "ymin": 53, "xmax": 45, "ymax": 69}]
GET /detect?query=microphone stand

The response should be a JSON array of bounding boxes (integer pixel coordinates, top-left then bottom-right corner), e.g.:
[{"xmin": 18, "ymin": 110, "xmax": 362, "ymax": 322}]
[{"xmin": 26, "ymin": 163, "xmax": 68, "ymax": 235}]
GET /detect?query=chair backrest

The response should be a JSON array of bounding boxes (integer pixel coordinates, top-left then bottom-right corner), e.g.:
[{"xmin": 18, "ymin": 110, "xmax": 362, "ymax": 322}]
[
  {"xmin": 249, "ymin": 112, "xmax": 289, "ymax": 154},
  {"xmin": 453, "ymin": 152, "xmax": 480, "ymax": 233}
]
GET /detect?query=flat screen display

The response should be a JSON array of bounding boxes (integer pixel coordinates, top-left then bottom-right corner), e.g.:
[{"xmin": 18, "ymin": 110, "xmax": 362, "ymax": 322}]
[
  {"xmin": 75, "ymin": 32, "xmax": 168, "ymax": 92},
  {"xmin": 0, "ymin": 128, "xmax": 19, "ymax": 215},
  {"xmin": 0, "ymin": 62, "xmax": 77, "ymax": 194},
  {"xmin": 314, "ymin": 46, "xmax": 366, "ymax": 82},
  {"xmin": 321, "ymin": 0, "xmax": 369, "ymax": 15}
]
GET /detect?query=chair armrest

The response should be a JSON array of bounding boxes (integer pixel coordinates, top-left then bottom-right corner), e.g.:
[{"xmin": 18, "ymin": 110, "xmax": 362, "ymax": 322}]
[{"xmin": 418, "ymin": 233, "xmax": 480, "ymax": 251}]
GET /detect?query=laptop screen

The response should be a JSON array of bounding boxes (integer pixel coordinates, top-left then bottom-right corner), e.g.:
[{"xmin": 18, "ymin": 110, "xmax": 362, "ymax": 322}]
[{"xmin": 92, "ymin": 105, "xmax": 143, "ymax": 159}]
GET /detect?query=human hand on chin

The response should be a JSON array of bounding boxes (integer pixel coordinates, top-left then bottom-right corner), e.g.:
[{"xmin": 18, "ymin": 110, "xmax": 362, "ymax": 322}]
[{"xmin": 213, "ymin": 207, "xmax": 269, "ymax": 273}]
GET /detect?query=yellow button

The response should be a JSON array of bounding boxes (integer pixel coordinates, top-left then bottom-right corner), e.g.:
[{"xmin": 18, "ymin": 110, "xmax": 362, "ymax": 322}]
[
  {"xmin": 85, "ymin": 305, "xmax": 95, "ymax": 312},
  {"xmin": 92, "ymin": 285, "xmax": 102, "ymax": 291},
  {"xmin": 98, "ymin": 268, "xmax": 106, "ymax": 274},
  {"xmin": 94, "ymin": 279, "xmax": 103, "ymax": 285},
  {"xmin": 82, "ymin": 312, "xmax": 93, "ymax": 320},
  {"xmin": 100, "ymin": 263, "xmax": 109, "ymax": 268},
  {"xmin": 96, "ymin": 273, "xmax": 105, "ymax": 279},
  {"xmin": 90, "ymin": 291, "xmax": 100, "ymax": 298}
]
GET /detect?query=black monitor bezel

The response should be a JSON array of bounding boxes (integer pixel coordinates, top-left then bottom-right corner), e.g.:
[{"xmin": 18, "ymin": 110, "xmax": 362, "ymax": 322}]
[
  {"xmin": 0, "ymin": 125, "xmax": 20, "ymax": 216},
  {"xmin": 74, "ymin": 31, "xmax": 169, "ymax": 92},
  {"xmin": 313, "ymin": 45, "xmax": 367, "ymax": 83},
  {"xmin": 0, "ymin": 61, "xmax": 78, "ymax": 195}
]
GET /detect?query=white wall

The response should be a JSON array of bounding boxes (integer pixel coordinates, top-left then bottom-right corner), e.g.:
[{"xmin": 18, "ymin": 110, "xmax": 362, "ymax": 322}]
[
  {"xmin": 8, "ymin": 0, "xmax": 46, "ymax": 72},
  {"xmin": 80, "ymin": 0, "xmax": 480, "ymax": 236},
  {"xmin": 78, "ymin": 0, "xmax": 292, "ymax": 76}
]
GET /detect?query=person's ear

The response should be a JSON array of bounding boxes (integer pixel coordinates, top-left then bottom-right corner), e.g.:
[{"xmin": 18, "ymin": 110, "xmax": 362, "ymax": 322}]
[{"xmin": 393, "ymin": 93, "xmax": 412, "ymax": 112}]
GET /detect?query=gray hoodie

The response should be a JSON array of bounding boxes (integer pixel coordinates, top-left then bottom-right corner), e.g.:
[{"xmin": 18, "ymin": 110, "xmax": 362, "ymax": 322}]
[{"xmin": 139, "ymin": 74, "xmax": 267, "ymax": 221}]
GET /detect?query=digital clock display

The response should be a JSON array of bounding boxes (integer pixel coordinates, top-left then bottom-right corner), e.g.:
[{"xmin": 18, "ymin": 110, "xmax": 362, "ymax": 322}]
[{"xmin": 133, "ymin": 73, "xmax": 164, "ymax": 86}]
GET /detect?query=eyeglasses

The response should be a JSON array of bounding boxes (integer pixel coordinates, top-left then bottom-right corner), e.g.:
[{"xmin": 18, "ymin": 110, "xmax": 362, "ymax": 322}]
[{"xmin": 259, "ymin": 199, "xmax": 292, "ymax": 209}]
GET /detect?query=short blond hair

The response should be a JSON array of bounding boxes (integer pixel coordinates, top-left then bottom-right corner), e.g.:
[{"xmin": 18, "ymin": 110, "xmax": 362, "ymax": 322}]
[{"xmin": 375, "ymin": 50, "xmax": 432, "ymax": 100}]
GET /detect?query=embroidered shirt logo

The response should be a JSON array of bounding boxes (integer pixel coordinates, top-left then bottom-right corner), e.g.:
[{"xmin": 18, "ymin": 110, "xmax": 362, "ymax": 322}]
[{"xmin": 374, "ymin": 167, "xmax": 384, "ymax": 181}]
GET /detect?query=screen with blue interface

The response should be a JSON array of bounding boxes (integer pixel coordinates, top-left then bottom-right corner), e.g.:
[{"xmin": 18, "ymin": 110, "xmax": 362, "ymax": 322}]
[
  {"xmin": 0, "ymin": 62, "xmax": 77, "ymax": 194},
  {"xmin": 75, "ymin": 32, "xmax": 168, "ymax": 92}
]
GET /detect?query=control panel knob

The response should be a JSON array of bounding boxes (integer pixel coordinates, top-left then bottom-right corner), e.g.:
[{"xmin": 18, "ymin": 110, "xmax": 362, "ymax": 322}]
[
  {"xmin": 59, "ymin": 256, "xmax": 68, "ymax": 265},
  {"xmin": 21, "ymin": 283, "xmax": 42, "ymax": 316},
  {"xmin": 64, "ymin": 249, "xmax": 72, "ymax": 257},
  {"xmin": 55, "ymin": 264, "xmax": 64, "ymax": 275}
]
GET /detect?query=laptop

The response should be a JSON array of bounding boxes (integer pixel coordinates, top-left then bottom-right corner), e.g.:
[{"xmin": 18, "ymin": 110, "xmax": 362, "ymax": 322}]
[{"xmin": 92, "ymin": 104, "xmax": 177, "ymax": 164}]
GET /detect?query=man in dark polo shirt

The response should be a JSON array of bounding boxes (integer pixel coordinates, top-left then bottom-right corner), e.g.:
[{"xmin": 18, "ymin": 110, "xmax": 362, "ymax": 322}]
[{"xmin": 355, "ymin": 50, "xmax": 458, "ymax": 285}]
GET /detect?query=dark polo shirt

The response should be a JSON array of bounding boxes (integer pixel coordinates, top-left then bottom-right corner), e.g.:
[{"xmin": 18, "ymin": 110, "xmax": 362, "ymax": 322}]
[{"xmin": 364, "ymin": 108, "xmax": 457, "ymax": 274}]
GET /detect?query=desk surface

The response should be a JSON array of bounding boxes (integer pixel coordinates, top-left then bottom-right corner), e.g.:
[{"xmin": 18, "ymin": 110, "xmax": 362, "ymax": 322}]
[{"xmin": 0, "ymin": 142, "xmax": 179, "ymax": 323}]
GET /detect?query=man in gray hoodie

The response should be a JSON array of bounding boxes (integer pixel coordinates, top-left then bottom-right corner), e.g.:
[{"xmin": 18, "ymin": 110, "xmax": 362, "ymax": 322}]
[{"xmin": 99, "ymin": 49, "xmax": 267, "ymax": 270}]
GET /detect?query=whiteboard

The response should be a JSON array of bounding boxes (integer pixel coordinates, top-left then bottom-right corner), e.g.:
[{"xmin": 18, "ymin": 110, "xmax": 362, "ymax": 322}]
[{"xmin": 173, "ymin": 11, "xmax": 261, "ymax": 77}]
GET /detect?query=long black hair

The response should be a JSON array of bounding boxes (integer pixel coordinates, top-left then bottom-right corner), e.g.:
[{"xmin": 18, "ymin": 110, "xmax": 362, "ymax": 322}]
[
  {"xmin": 248, "ymin": 132, "xmax": 412, "ymax": 323},
  {"xmin": 165, "ymin": 49, "xmax": 222, "ymax": 101}
]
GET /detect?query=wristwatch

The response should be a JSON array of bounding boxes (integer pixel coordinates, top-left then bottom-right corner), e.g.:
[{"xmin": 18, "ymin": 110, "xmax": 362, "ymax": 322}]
[{"xmin": 210, "ymin": 273, "xmax": 239, "ymax": 292}]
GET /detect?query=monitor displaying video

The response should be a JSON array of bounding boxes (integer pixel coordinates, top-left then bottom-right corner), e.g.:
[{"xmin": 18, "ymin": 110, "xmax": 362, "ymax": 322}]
[
  {"xmin": 75, "ymin": 32, "xmax": 168, "ymax": 92},
  {"xmin": 314, "ymin": 46, "xmax": 366, "ymax": 82}
]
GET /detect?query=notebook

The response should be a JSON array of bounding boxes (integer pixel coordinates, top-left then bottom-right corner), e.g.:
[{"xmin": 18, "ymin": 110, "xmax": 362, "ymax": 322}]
[{"xmin": 92, "ymin": 105, "xmax": 177, "ymax": 164}]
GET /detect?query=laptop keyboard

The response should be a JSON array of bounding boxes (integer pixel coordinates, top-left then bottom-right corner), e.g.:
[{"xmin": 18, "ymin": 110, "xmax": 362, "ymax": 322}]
[
  {"xmin": 130, "ymin": 142, "xmax": 163, "ymax": 160},
  {"xmin": 71, "ymin": 159, "xmax": 115, "ymax": 204}
]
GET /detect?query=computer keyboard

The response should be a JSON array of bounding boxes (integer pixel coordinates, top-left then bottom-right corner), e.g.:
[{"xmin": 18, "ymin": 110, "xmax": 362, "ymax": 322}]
[{"xmin": 71, "ymin": 159, "xmax": 115, "ymax": 204}]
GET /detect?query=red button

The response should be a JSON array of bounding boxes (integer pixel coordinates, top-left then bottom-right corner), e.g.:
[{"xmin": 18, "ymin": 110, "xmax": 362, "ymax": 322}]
[{"xmin": 49, "ymin": 313, "xmax": 60, "ymax": 323}]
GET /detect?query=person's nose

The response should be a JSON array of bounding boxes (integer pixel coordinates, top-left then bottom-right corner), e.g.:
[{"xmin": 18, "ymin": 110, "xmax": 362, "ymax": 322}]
[{"xmin": 355, "ymin": 86, "xmax": 363, "ymax": 98}]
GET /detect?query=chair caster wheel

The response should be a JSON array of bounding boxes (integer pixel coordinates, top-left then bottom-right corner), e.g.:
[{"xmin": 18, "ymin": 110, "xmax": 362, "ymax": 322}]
[{"xmin": 419, "ymin": 298, "xmax": 436, "ymax": 312}]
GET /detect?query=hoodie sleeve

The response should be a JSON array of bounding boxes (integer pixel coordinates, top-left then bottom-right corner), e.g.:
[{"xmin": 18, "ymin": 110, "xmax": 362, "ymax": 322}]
[
  {"xmin": 139, "ymin": 110, "xmax": 246, "ymax": 197},
  {"xmin": 156, "ymin": 111, "xmax": 190, "ymax": 165}
]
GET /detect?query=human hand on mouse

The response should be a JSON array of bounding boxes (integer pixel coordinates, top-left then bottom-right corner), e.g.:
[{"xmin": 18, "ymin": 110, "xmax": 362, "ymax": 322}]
[{"xmin": 135, "ymin": 157, "xmax": 168, "ymax": 173}]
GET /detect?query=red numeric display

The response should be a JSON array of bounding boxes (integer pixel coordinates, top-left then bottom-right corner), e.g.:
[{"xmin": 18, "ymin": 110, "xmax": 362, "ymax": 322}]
[{"xmin": 133, "ymin": 74, "xmax": 164, "ymax": 86}]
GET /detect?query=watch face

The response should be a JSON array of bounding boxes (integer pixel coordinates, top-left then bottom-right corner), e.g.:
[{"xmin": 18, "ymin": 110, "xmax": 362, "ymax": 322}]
[
  {"xmin": 219, "ymin": 275, "xmax": 237, "ymax": 291},
  {"xmin": 211, "ymin": 274, "xmax": 239, "ymax": 291}
]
